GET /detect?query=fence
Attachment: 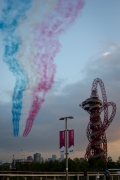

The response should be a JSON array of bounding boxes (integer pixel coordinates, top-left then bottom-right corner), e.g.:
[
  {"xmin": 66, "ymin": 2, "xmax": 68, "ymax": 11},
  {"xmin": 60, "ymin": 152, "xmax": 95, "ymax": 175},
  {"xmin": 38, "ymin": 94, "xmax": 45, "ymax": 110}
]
[{"xmin": 0, "ymin": 172, "xmax": 119, "ymax": 180}]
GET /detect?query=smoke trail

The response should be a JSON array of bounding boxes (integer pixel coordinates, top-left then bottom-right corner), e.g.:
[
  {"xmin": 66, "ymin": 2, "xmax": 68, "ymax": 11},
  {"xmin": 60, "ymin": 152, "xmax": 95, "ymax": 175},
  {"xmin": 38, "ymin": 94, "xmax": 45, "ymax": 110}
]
[
  {"xmin": 0, "ymin": 0, "xmax": 31, "ymax": 136},
  {"xmin": 16, "ymin": 0, "xmax": 57, "ymax": 135},
  {"xmin": 23, "ymin": 0, "xmax": 85, "ymax": 136}
]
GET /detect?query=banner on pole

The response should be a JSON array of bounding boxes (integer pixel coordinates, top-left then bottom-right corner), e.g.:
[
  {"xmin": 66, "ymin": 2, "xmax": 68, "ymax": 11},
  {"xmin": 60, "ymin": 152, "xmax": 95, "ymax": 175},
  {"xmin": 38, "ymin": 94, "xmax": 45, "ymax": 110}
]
[
  {"xmin": 59, "ymin": 130, "xmax": 65, "ymax": 154},
  {"xmin": 68, "ymin": 129, "xmax": 74, "ymax": 153}
]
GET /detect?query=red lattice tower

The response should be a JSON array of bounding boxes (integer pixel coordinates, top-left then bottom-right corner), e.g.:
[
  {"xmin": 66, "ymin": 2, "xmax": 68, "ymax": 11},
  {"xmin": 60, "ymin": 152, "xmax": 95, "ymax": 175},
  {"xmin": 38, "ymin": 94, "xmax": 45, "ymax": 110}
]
[{"xmin": 80, "ymin": 78, "xmax": 116, "ymax": 161}]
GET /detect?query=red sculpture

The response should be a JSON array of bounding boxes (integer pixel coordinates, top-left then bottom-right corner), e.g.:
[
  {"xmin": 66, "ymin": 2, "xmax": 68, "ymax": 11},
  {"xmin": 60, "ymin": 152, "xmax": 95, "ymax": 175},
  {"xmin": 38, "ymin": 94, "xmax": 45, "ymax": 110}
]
[{"xmin": 80, "ymin": 78, "xmax": 116, "ymax": 161}]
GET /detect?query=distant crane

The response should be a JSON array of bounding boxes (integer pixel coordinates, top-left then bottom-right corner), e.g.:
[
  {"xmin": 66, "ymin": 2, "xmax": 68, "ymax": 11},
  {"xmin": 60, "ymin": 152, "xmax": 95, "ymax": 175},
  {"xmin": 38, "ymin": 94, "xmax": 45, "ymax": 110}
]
[{"xmin": 21, "ymin": 149, "xmax": 25, "ymax": 162}]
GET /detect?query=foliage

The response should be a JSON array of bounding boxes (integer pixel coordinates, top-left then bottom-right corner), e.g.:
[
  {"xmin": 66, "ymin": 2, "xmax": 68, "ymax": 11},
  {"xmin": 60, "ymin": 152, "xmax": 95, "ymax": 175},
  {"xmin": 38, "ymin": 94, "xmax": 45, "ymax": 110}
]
[
  {"xmin": 14, "ymin": 158, "xmax": 97, "ymax": 172},
  {"xmin": 0, "ymin": 165, "xmax": 9, "ymax": 171},
  {"xmin": 1, "ymin": 157, "xmax": 120, "ymax": 172},
  {"xmin": 88, "ymin": 158, "xmax": 106, "ymax": 171}
]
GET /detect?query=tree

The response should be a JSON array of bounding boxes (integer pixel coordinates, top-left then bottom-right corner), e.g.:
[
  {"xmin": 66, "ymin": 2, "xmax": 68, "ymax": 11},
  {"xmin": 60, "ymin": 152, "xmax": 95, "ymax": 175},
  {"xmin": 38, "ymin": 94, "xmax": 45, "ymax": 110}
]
[
  {"xmin": 96, "ymin": 159, "xmax": 106, "ymax": 171},
  {"xmin": 80, "ymin": 160, "xmax": 88, "ymax": 171},
  {"xmin": 88, "ymin": 157, "xmax": 96, "ymax": 171},
  {"xmin": 117, "ymin": 157, "xmax": 120, "ymax": 163}
]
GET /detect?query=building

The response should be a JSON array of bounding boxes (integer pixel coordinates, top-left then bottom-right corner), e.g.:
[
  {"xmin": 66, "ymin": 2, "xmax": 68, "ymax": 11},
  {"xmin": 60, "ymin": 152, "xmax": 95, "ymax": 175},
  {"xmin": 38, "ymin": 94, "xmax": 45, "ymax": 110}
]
[
  {"xmin": 40, "ymin": 157, "xmax": 44, "ymax": 163},
  {"xmin": 52, "ymin": 155, "xmax": 57, "ymax": 161},
  {"xmin": 1, "ymin": 163, "xmax": 11, "ymax": 168},
  {"xmin": 108, "ymin": 156, "xmax": 112, "ymax": 162},
  {"xmin": 48, "ymin": 158, "xmax": 52, "ymax": 162},
  {"xmin": 14, "ymin": 159, "xmax": 23, "ymax": 163},
  {"xmin": 80, "ymin": 158, "xmax": 84, "ymax": 162},
  {"xmin": 60, "ymin": 154, "xmax": 64, "ymax": 161},
  {"xmin": 13, "ymin": 159, "xmax": 23, "ymax": 168},
  {"xmin": 27, "ymin": 156, "xmax": 33, "ymax": 162},
  {"xmin": 34, "ymin": 153, "xmax": 41, "ymax": 162}
]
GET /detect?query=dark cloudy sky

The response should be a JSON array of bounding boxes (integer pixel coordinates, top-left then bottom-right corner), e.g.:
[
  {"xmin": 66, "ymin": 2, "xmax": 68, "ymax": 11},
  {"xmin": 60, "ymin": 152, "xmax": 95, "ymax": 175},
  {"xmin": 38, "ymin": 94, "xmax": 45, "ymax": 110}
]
[{"xmin": 0, "ymin": 0, "xmax": 120, "ymax": 162}]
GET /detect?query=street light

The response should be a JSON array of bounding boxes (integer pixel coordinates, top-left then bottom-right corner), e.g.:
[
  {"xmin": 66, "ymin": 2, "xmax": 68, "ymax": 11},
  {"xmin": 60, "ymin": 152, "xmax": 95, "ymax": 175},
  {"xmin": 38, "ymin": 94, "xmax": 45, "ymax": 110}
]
[{"xmin": 59, "ymin": 116, "xmax": 74, "ymax": 180}]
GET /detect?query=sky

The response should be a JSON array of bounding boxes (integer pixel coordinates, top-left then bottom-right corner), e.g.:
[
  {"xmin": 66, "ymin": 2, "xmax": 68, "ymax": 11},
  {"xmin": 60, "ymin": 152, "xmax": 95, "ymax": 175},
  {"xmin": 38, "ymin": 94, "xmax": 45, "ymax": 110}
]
[{"xmin": 0, "ymin": 0, "xmax": 120, "ymax": 163}]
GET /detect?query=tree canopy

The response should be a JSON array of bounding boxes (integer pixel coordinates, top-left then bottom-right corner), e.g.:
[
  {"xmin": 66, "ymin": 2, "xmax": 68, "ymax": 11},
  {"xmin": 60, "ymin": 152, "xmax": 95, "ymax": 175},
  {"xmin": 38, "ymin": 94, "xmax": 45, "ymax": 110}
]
[{"xmin": 1, "ymin": 157, "xmax": 120, "ymax": 172}]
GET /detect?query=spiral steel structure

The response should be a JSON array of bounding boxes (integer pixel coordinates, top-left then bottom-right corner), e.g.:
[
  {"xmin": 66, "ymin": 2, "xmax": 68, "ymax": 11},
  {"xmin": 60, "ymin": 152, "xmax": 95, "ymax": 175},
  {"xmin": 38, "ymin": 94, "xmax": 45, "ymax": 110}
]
[{"xmin": 80, "ymin": 78, "xmax": 116, "ymax": 161}]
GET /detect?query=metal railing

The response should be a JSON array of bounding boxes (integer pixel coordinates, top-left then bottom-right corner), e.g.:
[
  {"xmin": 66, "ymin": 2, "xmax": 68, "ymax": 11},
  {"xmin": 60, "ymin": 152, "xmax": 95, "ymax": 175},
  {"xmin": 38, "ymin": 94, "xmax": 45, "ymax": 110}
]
[{"xmin": 0, "ymin": 172, "xmax": 119, "ymax": 180}]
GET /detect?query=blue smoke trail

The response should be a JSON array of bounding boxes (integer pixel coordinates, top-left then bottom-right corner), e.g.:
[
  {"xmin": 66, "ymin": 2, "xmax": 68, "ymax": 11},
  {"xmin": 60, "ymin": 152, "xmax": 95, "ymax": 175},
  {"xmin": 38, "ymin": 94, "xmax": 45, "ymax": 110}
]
[{"xmin": 0, "ymin": 0, "xmax": 31, "ymax": 136}]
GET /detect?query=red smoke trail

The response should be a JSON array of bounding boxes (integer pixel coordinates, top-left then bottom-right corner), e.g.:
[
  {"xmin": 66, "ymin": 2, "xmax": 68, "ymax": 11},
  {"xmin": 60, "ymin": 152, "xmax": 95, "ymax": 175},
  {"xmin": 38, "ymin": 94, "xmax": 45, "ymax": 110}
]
[{"xmin": 23, "ymin": 0, "xmax": 84, "ymax": 136}]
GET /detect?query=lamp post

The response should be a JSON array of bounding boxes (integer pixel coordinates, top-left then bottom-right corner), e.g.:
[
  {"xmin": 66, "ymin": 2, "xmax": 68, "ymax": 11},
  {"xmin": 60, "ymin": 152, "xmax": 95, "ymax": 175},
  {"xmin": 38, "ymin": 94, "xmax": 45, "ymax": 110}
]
[{"xmin": 59, "ymin": 116, "xmax": 74, "ymax": 180}]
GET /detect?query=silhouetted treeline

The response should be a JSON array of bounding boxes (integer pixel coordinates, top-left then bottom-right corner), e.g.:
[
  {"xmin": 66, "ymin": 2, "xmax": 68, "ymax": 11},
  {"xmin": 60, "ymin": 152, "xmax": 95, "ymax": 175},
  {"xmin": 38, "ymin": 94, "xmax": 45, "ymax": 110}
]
[{"xmin": 1, "ymin": 157, "xmax": 120, "ymax": 172}]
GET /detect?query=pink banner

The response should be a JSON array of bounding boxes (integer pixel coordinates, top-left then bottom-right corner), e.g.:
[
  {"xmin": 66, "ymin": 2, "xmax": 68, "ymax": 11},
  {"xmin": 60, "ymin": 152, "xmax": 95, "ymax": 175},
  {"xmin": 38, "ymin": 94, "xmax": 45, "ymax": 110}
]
[
  {"xmin": 59, "ymin": 131, "xmax": 65, "ymax": 154},
  {"xmin": 68, "ymin": 129, "xmax": 74, "ymax": 153}
]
